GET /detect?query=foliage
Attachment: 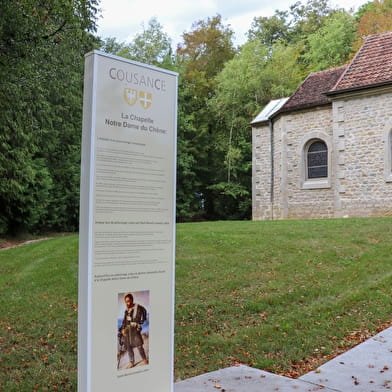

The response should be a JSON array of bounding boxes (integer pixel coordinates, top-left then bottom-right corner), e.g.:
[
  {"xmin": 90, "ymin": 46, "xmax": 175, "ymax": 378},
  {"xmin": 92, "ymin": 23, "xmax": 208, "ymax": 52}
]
[
  {"xmin": 3, "ymin": 0, "xmax": 392, "ymax": 227},
  {"xmin": 213, "ymin": 39, "xmax": 303, "ymax": 123},
  {"xmin": 175, "ymin": 74, "xmax": 203, "ymax": 221},
  {"xmin": 99, "ymin": 36, "xmax": 126, "ymax": 55},
  {"xmin": 210, "ymin": 39, "xmax": 305, "ymax": 221},
  {"xmin": 199, "ymin": 0, "xmax": 357, "ymax": 221},
  {"xmin": 289, "ymin": 0, "xmax": 335, "ymax": 40},
  {"xmin": 355, "ymin": 0, "xmax": 379, "ymax": 21},
  {"xmin": 263, "ymin": 42, "xmax": 307, "ymax": 96},
  {"xmin": 127, "ymin": 18, "xmax": 173, "ymax": 67},
  {"xmin": 302, "ymin": 10, "xmax": 356, "ymax": 70},
  {"xmin": 99, "ymin": 1, "xmax": 389, "ymax": 223},
  {"xmin": 214, "ymin": 41, "xmax": 270, "ymax": 113},
  {"xmin": 352, "ymin": 0, "xmax": 392, "ymax": 52},
  {"xmin": 176, "ymin": 15, "xmax": 237, "ymax": 220},
  {"xmin": 247, "ymin": 11, "xmax": 290, "ymax": 49},
  {"xmin": 177, "ymin": 15, "xmax": 236, "ymax": 84},
  {"xmin": 101, "ymin": 18, "xmax": 174, "ymax": 68},
  {"xmin": 0, "ymin": 0, "xmax": 99, "ymax": 234},
  {"xmin": 247, "ymin": 0, "xmax": 336, "ymax": 49},
  {"xmin": 206, "ymin": 181, "xmax": 251, "ymax": 220}
]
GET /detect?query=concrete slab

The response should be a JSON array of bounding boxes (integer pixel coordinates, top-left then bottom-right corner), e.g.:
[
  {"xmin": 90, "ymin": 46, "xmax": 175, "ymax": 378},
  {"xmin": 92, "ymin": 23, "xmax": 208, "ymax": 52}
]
[
  {"xmin": 174, "ymin": 365, "xmax": 334, "ymax": 392},
  {"xmin": 175, "ymin": 327, "xmax": 392, "ymax": 392},
  {"xmin": 300, "ymin": 328, "xmax": 392, "ymax": 392}
]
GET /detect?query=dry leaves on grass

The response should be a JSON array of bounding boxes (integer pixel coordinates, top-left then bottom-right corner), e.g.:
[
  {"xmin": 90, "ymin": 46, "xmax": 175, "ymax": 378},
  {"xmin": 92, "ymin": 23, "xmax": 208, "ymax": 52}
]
[{"xmin": 282, "ymin": 320, "xmax": 392, "ymax": 378}]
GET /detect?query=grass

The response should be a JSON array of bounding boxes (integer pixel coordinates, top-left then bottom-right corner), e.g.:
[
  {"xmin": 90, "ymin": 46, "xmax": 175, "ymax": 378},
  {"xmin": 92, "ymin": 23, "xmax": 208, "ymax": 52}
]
[
  {"xmin": 174, "ymin": 218, "xmax": 392, "ymax": 379},
  {"xmin": 0, "ymin": 218, "xmax": 391, "ymax": 389},
  {"xmin": 0, "ymin": 235, "xmax": 79, "ymax": 391}
]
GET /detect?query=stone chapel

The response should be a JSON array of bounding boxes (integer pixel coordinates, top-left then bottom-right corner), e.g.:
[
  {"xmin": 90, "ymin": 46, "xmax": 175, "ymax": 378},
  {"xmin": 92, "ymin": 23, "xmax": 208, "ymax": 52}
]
[{"xmin": 251, "ymin": 31, "xmax": 392, "ymax": 220}]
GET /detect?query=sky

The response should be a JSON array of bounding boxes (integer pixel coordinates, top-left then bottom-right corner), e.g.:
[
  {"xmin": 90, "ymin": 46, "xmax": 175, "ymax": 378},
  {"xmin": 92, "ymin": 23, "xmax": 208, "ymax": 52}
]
[{"xmin": 96, "ymin": 0, "xmax": 365, "ymax": 48}]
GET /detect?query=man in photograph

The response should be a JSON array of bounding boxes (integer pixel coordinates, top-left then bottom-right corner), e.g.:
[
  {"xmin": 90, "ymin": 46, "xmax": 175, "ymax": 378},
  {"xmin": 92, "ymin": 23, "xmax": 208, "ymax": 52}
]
[{"xmin": 119, "ymin": 292, "xmax": 148, "ymax": 368}]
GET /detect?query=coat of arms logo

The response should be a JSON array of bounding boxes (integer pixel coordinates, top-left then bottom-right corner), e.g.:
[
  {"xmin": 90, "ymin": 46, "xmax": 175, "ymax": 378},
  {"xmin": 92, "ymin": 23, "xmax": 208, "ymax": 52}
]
[
  {"xmin": 124, "ymin": 88, "xmax": 138, "ymax": 106},
  {"xmin": 138, "ymin": 91, "xmax": 153, "ymax": 109}
]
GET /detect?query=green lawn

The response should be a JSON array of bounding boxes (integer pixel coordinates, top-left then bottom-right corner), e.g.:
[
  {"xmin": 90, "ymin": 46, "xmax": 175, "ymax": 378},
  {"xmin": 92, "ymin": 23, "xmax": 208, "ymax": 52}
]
[
  {"xmin": 175, "ymin": 218, "xmax": 392, "ymax": 379},
  {"xmin": 0, "ymin": 218, "xmax": 391, "ymax": 390},
  {"xmin": 0, "ymin": 235, "xmax": 79, "ymax": 391}
]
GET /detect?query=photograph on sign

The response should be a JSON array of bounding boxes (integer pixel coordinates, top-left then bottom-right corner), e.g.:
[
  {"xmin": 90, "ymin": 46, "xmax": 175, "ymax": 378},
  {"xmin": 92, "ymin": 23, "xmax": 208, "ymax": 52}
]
[{"xmin": 117, "ymin": 290, "xmax": 150, "ymax": 371}]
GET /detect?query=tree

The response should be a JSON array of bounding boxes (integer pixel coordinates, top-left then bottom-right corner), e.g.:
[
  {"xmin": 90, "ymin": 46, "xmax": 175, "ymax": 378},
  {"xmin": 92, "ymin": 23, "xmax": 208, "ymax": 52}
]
[
  {"xmin": 214, "ymin": 41, "xmax": 270, "ymax": 125},
  {"xmin": 176, "ymin": 15, "xmax": 236, "ymax": 220},
  {"xmin": 100, "ymin": 18, "xmax": 174, "ymax": 69},
  {"xmin": 302, "ymin": 10, "xmax": 356, "ymax": 70},
  {"xmin": 100, "ymin": 36, "xmax": 127, "ymax": 55},
  {"xmin": 247, "ymin": 11, "xmax": 290, "ymax": 50},
  {"xmin": 0, "ymin": 0, "xmax": 99, "ymax": 234},
  {"xmin": 289, "ymin": 0, "xmax": 335, "ymax": 40},
  {"xmin": 352, "ymin": 0, "xmax": 392, "ymax": 52},
  {"xmin": 123, "ymin": 18, "xmax": 173, "ymax": 67},
  {"xmin": 177, "ymin": 15, "xmax": 236, "ymax": 92},
  {"xmin": 248, "ymin": 0, "xmax": 336, "ymax": 49},
  {"xmin": 210, "ymin": 39, "xmax": 305, "ymax": 220}
]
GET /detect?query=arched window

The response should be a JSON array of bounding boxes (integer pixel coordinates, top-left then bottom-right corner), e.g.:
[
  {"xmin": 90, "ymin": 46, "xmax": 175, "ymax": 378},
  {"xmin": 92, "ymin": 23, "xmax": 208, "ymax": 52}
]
[
  {"xmin": 307, "ymin": 140, "xmax": 328, "ymax": 179},
  {"xmin": 300, "ymin": 133, "xmax": 331, "ymax": 189}
]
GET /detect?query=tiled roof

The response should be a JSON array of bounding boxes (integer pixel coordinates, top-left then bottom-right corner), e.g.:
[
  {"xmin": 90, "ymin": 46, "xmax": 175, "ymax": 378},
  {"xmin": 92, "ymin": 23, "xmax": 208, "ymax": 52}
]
[
  {"xmin": 330, "ymin": 31, "xmax": 392, "ymax": 93},
  {"xmin": 279, "ymin": 66, "xmax": 346, "ymax": 113},
  {"xmin": 260, "ymin": 31, "xmax": 392, "ymax": 119}
]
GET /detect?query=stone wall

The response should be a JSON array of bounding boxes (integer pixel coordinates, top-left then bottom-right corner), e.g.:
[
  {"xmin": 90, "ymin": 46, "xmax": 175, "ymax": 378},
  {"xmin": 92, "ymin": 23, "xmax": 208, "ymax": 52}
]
[
  {"xmin": 252, "ymin": 106, "xmax": 336, "ymax": 220},
  {"xmin": 252, "ymin": 115, "xmax": 286, "ymax": 220},
  {"xmin": 281, "ymin": 106, "xmax": 335, "ymax": 219},
  {"xmin": 332, "ymin": 90, "xmax": 392, "ymax": 218},
  {"xmin": 252, "ymin": 123, "xmax": 272, "ymax": 220}
]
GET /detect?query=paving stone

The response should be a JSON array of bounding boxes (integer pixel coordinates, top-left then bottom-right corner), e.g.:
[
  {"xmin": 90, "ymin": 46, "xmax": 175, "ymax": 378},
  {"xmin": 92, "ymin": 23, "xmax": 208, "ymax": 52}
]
[
  {"xmin": 174, "ymin": 365, "xmax": 334, "ymax": 392},
  {"xmin": 174, "ymin": 327, "xmax": 392, "ymax": 392},
  {"xmin": 300, "ymin": 328, "xmax": 392, "ymax": 392}
]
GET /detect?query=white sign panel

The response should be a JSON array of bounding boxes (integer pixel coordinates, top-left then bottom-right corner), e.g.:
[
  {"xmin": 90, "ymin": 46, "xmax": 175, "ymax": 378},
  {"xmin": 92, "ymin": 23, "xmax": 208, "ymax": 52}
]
[{"xmin": 78, "ymin": 51, "xmax": 177, "ymax": 392}]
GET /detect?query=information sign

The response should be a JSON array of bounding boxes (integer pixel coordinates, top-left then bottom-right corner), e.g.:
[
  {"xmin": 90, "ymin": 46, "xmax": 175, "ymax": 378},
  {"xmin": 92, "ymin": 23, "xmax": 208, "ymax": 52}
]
[{"xmin": 78, "ymin": 51, "xmax": 177, "ymax": 392}]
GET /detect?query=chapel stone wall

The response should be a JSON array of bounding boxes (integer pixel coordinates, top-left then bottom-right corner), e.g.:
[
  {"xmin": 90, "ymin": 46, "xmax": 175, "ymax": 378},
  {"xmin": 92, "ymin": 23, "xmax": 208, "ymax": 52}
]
[
  {"xmin": 252, "ymin": 107, "xmax": 336, "ymax": 220},
  {"xmin": 252, "ymin": 116, "xmax": 285, "ymax": 220},
  {"xmin": 282, "ymin": 106, "xmax": 335, "ymax": 219},
  {"xmin": 252, "ymin": 124, "xmax": 273, "ymax": 220},
  {"xmin": 332, "ymin": 91, "xmax": 392, "ymax": 218}
]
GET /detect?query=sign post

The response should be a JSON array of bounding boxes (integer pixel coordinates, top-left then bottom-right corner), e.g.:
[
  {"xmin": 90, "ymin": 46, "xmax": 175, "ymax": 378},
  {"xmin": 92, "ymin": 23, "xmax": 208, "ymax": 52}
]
[{"xmin": 78, "ymin": 51, "xmax": 177, "ymax": 392}]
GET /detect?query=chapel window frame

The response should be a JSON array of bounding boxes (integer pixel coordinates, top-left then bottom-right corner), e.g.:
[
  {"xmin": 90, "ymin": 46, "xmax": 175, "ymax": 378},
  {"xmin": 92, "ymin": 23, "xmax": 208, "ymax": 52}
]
[
  {"xmin": 307, "ymin": 140, "xmax": 328, "ymax": 179},
  {"xmin": 300, "ymin": 133, "xmax": 331, "ymax": 190}
]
